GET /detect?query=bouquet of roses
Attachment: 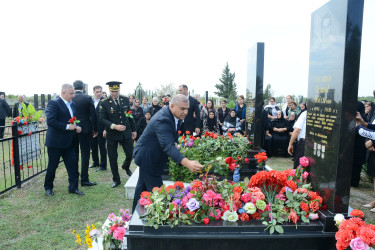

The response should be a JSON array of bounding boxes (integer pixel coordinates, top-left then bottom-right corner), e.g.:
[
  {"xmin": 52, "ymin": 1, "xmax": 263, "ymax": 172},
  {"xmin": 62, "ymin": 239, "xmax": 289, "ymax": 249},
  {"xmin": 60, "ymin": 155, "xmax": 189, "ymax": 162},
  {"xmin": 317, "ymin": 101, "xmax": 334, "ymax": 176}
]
[{"xmin": 335, "ymin": 209, "xmax": 375, "ymax": 250}]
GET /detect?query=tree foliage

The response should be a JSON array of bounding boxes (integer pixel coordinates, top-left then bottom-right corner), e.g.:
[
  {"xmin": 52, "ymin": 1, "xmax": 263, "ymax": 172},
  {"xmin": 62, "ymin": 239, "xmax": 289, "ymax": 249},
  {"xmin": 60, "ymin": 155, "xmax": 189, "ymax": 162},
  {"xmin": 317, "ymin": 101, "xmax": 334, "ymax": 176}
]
[
  {"xmin": 214, "ymin": 62, "xmax": 237, "ymax": 101},
  {"xmin": 263, "ymin": 84, "xmax": 274, "ymax": 101},
  {"xmin": 154, "ymin": 83, "xmax": 178, "ymax": 98}
]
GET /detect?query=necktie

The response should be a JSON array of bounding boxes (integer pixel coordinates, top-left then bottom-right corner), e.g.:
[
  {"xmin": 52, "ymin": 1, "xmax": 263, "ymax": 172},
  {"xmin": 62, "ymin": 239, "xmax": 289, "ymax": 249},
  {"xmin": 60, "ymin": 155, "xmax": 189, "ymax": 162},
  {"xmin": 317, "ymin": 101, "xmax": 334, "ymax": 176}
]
[{"xmin": 115, "ymin": 99, "xmax": 120, "ymax": 108}]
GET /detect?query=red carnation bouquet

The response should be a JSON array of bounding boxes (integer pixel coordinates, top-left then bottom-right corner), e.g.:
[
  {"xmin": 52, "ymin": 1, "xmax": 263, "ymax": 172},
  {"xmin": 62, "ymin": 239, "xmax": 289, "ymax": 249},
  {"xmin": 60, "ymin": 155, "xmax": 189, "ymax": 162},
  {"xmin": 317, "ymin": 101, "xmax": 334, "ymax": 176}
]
[{"xmin": 69, "ymin": 116, "xmax": 80, "ymax": 124}]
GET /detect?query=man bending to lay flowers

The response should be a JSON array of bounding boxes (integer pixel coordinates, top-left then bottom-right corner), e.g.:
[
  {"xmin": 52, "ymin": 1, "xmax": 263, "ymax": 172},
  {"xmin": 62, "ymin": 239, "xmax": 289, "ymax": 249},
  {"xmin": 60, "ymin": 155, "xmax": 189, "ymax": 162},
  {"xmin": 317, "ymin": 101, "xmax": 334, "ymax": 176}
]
[{"xmin": 132, "ymin": 94, "xmax": 203, "ymax": 212}]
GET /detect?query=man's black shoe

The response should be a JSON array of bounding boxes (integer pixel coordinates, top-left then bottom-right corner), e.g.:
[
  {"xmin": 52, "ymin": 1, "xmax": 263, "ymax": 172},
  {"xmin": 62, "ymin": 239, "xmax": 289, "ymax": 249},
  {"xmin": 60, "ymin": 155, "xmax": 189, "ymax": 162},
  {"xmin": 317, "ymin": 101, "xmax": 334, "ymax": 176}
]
[
  {"xmin": 111, "ymin": 182, "xmax": 121, "ymax": 188},
  {"xmin": 95, "ymin": 167, "xmax": 107, "ymax": 172},
  {"xmin": 89, "ymin": 164, "xmax": 99, "ymax": 169},
  {"xmin": 125, "ymin": 169, "xmax": 132, "ymax": 177},
  {"xmin": 81, "ymin": 181, "xmax": 97, "ymax": 186},
  {"xmin": 69, "ymin": 189, "xmax": 85, "ymax": 195},
  {"xmin": 46, "ymin": 190, "xmax": 54, "ymax": 196}
]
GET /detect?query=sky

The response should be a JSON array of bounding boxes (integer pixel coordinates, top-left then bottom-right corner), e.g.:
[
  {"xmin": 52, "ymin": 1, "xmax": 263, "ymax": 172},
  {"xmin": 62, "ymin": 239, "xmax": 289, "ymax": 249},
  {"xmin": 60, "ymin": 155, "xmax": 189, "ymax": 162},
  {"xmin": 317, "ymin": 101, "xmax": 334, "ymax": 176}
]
[{"xmin": 0, "ymin": 0, "xmax": 373, "ymax": 98}]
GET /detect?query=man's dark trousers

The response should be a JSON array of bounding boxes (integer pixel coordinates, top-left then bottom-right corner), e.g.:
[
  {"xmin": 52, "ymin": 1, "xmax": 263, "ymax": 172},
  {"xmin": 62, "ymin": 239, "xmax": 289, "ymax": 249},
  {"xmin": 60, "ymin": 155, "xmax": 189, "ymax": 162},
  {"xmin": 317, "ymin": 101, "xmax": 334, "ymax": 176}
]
[
  {"xmin": 75, "ymin": 132, "xmax": 92, "ymax": 183},
  {"xmin": 107, "ymin": 137, "xmax": 133, "ymax": 183},
  {"xmin": 91, "ymin": 133, "xmax": 107, "ymax": 168},
  {"xmin": 44, "ymin": 146, "xmax": 79, "ymax": 192}
]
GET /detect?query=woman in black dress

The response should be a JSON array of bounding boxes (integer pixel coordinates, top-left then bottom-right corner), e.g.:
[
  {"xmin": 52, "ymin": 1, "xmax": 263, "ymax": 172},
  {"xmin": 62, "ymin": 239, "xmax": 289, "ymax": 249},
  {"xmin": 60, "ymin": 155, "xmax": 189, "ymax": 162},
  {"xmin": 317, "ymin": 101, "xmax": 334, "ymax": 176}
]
[
  {"xmin": 202, "ymin": 110, "xmax": 220, "ymax": 135},
  {"xmin": 270, "ymin": 110, "xmax": 289, "ymax": 157},
  {"xmin": 218, "ymin": 99, "xmax": 230, "ymax": 134}
]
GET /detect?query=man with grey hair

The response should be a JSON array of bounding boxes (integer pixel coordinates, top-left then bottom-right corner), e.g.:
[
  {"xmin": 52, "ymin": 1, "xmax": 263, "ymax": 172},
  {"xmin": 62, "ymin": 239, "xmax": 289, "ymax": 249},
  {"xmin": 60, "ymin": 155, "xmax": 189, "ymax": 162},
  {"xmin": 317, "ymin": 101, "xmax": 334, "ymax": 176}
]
[
  {"xmin": 132, "ymin": 94, "xmax": 203, "ymax": 212},
  {"xmin": 178, "ymin": 84, "xmax": 201, "ymax": 135},
  {"xmin": 13, "ymin": 95, "xmax": 29, "ymax": 118},
  {"xmin": 44, "ymin": 84, "xmax": 84, "ymax": 196}
]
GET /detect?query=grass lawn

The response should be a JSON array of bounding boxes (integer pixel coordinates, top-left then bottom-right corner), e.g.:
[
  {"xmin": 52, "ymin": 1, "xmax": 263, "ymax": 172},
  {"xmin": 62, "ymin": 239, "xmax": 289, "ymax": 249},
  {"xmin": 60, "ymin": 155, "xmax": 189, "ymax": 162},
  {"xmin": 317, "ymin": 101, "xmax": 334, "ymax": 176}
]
[{"xmin": 1, "ymin": 154, "xmax": 375, "ymax": 249}]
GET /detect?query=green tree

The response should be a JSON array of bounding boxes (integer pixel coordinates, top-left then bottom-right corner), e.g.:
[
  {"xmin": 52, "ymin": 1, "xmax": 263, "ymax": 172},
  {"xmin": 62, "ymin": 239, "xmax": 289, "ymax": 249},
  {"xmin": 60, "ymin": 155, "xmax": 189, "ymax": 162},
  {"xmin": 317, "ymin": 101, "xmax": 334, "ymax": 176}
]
[
  {"xmin": 214, "ymin": 62, "xmax": 237, "ymax": 101},
  {"xmin": 263, "ymin": 84, "xmax": 274, "ymax": 101},
  {"xmin": 154, "ymin": 83, "xmax": 178, "ymax": 98}
]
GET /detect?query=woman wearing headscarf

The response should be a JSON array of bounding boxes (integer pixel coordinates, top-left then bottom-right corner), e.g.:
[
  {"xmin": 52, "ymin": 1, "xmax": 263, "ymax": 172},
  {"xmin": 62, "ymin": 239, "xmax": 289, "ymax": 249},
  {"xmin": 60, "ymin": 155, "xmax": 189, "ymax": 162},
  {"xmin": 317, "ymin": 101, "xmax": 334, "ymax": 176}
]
[
  {"xmin": 147, "ymin": 97, "xmax": 161, "ymax": 117},
  {"xmin": 136, "ymin": 111, "xmax": 151, "ymax": 141},
  {"xmin": 270, "ymin": 110, "xmax": 289, "ymax": 157},
  {"xmin": 351, "ymin": 101, "xmax": 368, "ymax": 187},
  {"xmin": 200, "ymin": 99, "xmax": 217, "ymax": 127},
  {"xmin": 202, "ymin": 110, "xmax": 220, "ymax": 135},
  {"xmin": 222, "ymin": 109, "xmax": 242, "ymax": 135}
]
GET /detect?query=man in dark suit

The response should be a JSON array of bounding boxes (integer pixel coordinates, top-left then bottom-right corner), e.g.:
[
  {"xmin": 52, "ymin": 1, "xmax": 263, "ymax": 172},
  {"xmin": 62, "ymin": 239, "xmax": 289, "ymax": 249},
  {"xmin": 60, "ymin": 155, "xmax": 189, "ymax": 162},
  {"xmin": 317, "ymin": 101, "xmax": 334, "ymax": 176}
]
[
  {"xmin": 0, "ymin": 95, "xmax": 11, "ymax": 139},
  {"xmin": 99, "ymin": 81, "xmax": 136, "ymax": 188},
  {"xmin": 90, "ymin": 85, "xmax": 107, "ymax": 171},
  {"xmin": 132, "ymin": 94, "xmax": 203, "ymax": 212},
  {"xmin": 44, "ymin": 84, "xmax": 84, "ymax": 196},
  {"xmin": 72, "ymin": 80, "xmax": 98, "ymax": 187},
  {"xmin": 12, "ymin": 95, "xmax": 29, "ymax": 118},
  {"xmin": 178, "ymin": 84, "xmax": 201, "ymax": 135}
]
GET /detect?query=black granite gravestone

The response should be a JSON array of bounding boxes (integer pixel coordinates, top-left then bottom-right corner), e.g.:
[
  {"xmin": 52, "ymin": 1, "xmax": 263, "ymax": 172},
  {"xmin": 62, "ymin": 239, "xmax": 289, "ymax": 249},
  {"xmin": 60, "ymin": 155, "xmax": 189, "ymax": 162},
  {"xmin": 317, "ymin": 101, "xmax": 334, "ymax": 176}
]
[
  {"xmin": 246, "ymin": 42, "xmax": 264, "ymax": 148},
  {"xmin": 305, "ymin": 0, "xmax": 364, "ymax": 214},
  {"xmin": 33, "ymin": 94, "xmax": 38, "ymax": 109}
]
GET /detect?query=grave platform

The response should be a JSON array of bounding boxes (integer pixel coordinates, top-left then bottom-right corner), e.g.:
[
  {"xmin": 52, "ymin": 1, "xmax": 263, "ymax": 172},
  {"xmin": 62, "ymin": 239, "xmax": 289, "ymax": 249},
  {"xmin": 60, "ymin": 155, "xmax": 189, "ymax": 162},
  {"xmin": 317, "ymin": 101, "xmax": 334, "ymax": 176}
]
[{"xmin": 126, "ymin": 205, "xmax": 336, "ymax": 250}]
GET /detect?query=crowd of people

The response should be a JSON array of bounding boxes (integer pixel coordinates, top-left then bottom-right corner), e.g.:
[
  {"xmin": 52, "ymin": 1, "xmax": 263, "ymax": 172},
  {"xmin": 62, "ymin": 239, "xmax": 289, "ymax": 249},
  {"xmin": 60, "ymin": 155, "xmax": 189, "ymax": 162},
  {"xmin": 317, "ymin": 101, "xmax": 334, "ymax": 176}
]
[{"xmin": 262, "ymin": 95, "xmax": 306, "ymax": 159}]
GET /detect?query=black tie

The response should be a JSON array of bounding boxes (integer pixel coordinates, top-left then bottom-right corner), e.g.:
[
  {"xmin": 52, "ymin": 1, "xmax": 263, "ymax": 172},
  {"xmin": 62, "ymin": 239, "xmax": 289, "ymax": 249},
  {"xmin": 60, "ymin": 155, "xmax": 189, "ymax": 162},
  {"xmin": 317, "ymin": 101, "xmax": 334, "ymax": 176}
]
[
  {"xmin": 115, "ymin": 99, "xmax": 120, "ymax": 108},
  {"xmin": 177, "ymin": 120, "xmax": 182, "ymax": 132}
]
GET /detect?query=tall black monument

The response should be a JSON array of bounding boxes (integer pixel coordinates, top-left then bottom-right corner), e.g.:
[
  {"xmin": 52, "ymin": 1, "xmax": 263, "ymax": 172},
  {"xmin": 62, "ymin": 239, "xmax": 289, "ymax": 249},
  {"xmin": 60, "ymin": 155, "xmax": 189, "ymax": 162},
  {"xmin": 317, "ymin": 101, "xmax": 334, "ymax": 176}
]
[
  {"xmin": 305, "ymin": 0, "xmax": 364, "ymax": 214},
  {"xmin": 246, "ymin": 42, "xmax": 264, "ymax": 148}
]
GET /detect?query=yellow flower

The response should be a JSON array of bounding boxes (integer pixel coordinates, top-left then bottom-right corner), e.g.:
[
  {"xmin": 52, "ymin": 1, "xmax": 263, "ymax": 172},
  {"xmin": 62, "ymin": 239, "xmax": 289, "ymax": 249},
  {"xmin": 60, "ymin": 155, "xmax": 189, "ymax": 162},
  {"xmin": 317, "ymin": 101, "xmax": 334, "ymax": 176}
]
[
  {"xmin": 91, "ymin": 224, "xmax": 96, "ymax": 230},
  {"xmin": 75, "ymin": 234, "xmax": 82, "ymax": 246},
  {"xmin": 72, "ymin": 230, "xmax": 76, "ymax": 234}
]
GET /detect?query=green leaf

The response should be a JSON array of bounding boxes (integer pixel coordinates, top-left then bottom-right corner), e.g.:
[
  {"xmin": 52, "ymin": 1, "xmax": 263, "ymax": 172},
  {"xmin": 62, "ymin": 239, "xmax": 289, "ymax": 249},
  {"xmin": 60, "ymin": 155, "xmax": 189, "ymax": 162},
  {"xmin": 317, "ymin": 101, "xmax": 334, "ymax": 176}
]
[
  {"xmin": 286, "ymin": 191, "xmax": 294, "ymax": 201},
  {"xmin": 262, "ymin": 221, "xmax": 269, "ymax": 226},
  {"xmin": 275, "ymin": 225, "xmax": 284, "ymax": 234},
  {"xmin": 270, "ymin": 227, "xmax": 274, "ymax": 234}
]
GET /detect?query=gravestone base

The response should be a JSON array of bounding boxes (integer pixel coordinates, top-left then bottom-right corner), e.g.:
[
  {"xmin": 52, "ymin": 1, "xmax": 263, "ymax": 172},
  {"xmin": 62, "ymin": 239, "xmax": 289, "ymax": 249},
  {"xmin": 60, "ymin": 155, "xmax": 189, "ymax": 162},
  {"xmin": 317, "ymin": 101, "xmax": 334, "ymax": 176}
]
[{"xmin": 126, "ymin": 205, "xmax": 336, "ymax": 250}]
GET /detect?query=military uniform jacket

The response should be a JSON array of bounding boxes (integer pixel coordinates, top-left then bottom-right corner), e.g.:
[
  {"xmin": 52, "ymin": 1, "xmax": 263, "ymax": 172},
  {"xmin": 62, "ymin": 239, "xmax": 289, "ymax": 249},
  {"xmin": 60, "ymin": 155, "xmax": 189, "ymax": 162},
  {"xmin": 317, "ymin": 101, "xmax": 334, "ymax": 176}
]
[{"xmin": 99, "ymin": 96, "xmax": 136, "ymax": 141}]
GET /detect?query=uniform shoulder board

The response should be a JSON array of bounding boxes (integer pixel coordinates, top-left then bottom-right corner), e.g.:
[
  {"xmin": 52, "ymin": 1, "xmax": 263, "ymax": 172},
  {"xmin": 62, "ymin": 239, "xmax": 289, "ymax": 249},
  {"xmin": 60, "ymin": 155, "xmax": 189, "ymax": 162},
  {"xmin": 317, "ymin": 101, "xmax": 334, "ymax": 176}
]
[{"xmin": 101, "ymin": 99, "xmax": 106, "ymax": 102}]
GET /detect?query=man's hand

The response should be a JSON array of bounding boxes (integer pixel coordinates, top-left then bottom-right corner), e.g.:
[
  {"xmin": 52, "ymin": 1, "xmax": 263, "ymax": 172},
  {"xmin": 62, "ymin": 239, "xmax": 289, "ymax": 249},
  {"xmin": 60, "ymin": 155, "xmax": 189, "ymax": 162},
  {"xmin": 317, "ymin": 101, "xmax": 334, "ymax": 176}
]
[
  {"xmin": 68, "ymin": 124, "xmax": 77, "ymax": 130},
  {"xmin": 195, "ymin": 128, "xmax": 200, "ymax": 135},
  {"xmin": 92, "ymin": 132, "xmax": 98, "ymax": 138},
  {"xmin": 365, "ymin": 140, "xmax": 373, "ymax": 149},
  {"xmin": 132, "ymin": 131, "xmax": 137, "ymax": 140},
  {"xmin": 181, "ymin": 158, "xmax": 203, "ymax": 173},
  {"xmin": 103, "ymin": 130, "xmax": 106, "ymax": 138},
  {"xmin": 288, "ymin": 144, "xmax": 294, "ymax": 156},
  {"xmin": 114, "ymin": 125, "xmax": 126, "ymax": 131},
  {"xmin": 356, "ymin": 112, "xmax": 367, "ymax": 127},
  {"xmin": 369, "ymin": 146, "xmax": 375, "ymax": 152},
  {"xmin": 76, "ymin": 126, "xmax": 82, "ymax": 133}
]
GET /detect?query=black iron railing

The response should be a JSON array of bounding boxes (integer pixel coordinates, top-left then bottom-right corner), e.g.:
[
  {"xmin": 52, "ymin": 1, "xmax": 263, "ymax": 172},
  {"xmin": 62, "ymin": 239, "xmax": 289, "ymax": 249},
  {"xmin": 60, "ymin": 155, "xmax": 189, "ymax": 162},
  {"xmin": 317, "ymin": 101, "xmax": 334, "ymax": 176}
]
[{"xmin": 0, "ymin": 122, "xmax": 48, "ymax": 195}]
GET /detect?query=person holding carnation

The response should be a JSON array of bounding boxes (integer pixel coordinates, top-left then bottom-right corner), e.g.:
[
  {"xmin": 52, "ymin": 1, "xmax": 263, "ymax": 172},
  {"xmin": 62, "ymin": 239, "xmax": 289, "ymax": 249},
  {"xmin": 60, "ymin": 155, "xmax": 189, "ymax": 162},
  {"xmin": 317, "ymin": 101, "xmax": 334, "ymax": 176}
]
[{"xmin": 132, "ymin": 94, "xmax": 203, "ymax": 213}]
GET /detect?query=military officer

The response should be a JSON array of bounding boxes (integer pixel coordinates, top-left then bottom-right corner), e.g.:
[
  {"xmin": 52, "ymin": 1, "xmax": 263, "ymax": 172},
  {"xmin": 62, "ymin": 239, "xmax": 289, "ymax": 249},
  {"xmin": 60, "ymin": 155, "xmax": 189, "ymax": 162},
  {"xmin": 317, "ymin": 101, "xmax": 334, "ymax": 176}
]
[{"xmin": 99, "ymin": 81, "xmax": 136, "ymax": 188}]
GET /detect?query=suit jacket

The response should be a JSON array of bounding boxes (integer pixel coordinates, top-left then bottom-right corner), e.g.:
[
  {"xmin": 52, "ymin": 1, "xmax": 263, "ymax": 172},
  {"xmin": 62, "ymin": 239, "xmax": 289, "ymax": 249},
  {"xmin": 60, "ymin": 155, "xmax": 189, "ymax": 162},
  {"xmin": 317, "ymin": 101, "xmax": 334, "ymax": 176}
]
[
  {"xmin": 99, "ymin": 95, "xmax": 136, "ymax": 141},
  {"xmin": 13, "ymin": 101, "xmax": 29, "ymax": 118},
  {"xmin": 0, "ymin": 98, "xmax": 11, "ymax": 119},
  {"xmin": 133, "ymin": 106, "xmax": 185, "ymax": 175},
  {"xmin": 94, "ymin": 97, "xmax": 105, "ymax": 133},
  {"xmin": 72, "ymin": 91, "xmax": 97, "ymax": 134},
  {"xmin": 182, "ymin": 96, "xmax": 200, "ymax": 134},
  {"xmin": 45, "ymin": 98, "xmax": 77, "ymax": 149}
]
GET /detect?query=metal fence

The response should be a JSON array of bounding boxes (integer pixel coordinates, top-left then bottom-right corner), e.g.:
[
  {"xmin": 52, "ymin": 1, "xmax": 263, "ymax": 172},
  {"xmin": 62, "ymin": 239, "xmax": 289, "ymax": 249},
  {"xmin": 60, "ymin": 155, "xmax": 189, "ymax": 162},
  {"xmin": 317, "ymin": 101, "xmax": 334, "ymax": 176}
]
[{"xmin": 0, "ymin": 122, "xmax": 48, "ymax": 195}]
